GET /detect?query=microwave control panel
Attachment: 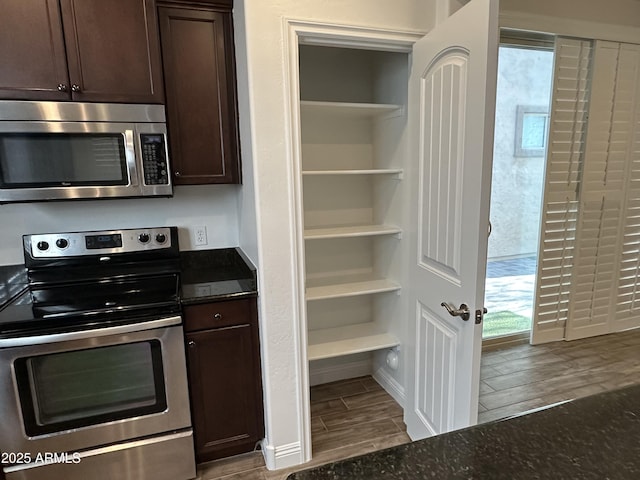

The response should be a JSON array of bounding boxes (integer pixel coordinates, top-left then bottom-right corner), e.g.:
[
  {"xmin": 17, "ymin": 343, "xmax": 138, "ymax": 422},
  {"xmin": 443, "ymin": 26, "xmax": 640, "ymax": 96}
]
[{"xmin": 141, "ymin": 134, "xmax": 169, "ymax": 185}]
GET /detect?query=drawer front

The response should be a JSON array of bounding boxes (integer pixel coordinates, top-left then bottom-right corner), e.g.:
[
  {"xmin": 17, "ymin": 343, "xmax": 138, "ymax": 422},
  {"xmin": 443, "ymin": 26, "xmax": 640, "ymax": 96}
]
[{"xmin": 183, "ymin": 298, "xmax": 254, "ymax": 332}]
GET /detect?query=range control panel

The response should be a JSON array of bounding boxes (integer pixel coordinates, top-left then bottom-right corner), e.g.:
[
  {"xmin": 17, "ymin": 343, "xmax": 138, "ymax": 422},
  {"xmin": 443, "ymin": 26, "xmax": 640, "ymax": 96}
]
[
  {"xmin": 141, "ymin": 134, "xmax": 169, "ymax": 185},
  {"xmin": 27, "ymin": 227, "xmax": 174, "ymax": 258}
]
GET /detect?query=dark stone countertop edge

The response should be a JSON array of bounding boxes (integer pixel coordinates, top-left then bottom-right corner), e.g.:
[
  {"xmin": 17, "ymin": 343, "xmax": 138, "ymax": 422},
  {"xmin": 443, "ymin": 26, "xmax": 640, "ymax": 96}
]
[{"xmin": 180, "ymin": 289, "xmax": 258, "ymax": 305}]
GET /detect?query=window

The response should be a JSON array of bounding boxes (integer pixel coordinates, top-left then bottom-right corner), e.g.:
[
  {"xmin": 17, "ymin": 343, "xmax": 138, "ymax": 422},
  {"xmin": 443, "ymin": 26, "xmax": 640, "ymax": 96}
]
[{"xmin": 515, "ymin": 105, "xmax": 548, "ymax": 157}]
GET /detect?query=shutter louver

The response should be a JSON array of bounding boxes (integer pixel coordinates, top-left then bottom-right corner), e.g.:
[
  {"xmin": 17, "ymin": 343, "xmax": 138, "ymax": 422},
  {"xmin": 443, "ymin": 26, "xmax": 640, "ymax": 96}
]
[{"xmin": 532, "ymin": 38, "xmax": 592, "ymax": 344}]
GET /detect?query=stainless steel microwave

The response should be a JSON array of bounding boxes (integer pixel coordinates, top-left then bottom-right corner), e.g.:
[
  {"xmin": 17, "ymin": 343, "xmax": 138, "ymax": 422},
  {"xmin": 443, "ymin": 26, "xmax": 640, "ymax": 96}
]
[{"xmin": 0, "ymin": 101, "xmax": 172, "ymax": 203}]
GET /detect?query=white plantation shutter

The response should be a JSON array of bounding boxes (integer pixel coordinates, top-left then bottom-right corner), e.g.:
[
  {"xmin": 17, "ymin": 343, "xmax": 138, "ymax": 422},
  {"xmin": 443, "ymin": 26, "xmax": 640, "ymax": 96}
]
[
  {"xmin": 533, "ymin": 39, "xmax": 640, "ymax": 343},
  {"xmin": 564, "ymin": 42, "xmax": 628, "ymax": 340},
  {"xmin": 613, "ymin": 43, "xmax": 640, "ymax": 331},
  {"xmin": 532, "ymin": 38, "xmax": 592, "ymax": 344}
]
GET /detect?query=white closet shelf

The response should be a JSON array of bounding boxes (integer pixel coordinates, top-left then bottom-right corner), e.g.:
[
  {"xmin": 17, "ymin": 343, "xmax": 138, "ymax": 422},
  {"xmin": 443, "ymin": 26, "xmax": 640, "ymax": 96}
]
[
  {"xmin": 306, "ymin": 278, "xmax": 400, "ymax": 301},
  {"xmin": 300, "ymin": 100, "xmax": 402, "ymax": 118},
  {"xmin": 302, "ymin": 169, "xmax": 403, "ymax": 176},
  {"xmin": 304, "ymin": 224, "xmax": 401, "ymax": 240},
  {"xmin": 307, "ymin": 322, "xmax": 400, "ymax": 361}
]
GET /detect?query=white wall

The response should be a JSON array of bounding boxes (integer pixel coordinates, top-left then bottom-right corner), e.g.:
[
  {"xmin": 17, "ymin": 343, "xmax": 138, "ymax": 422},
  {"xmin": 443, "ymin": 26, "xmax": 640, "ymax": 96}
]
[
  {"xmin": 0, "ymin": 185, "xmax": 239, "ymax": 265},
  {"xmin": 234, "ymin": 0, "xmax": 432, "ymax": 470},
  {"xmin": 500, "ymin": 0, "xmax": 640, "ymax": 44},
  {"xmin": 502, "ymin": 0, "xmax": 640, "ymax": 27}
]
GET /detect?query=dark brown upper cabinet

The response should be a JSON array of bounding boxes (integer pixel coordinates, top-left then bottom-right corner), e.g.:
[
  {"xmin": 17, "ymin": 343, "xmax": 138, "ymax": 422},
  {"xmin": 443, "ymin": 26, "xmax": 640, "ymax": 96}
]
[
  {"xmin": 0, "ymin": 0, "xmax": 164, "ymax": 103},
  {"xmin": 0, "ymin": 0, "xmax": 69, "ymax": 101},
  {"xmin": 158, "ymin": 3, "xmax": 241, "ymax": 184}
]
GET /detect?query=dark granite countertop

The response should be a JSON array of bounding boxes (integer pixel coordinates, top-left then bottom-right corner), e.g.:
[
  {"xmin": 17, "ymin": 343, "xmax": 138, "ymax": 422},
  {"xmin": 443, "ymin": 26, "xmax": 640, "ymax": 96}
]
[
  {"xmin": 0, "ymin": 248, "xmax": 257, "ymax": 331},
  {"xmin": 288, "ymin": 384, "xmax": 640, "ymax": 479},
  {"xmin": 179, "ymin": 247, "xmax": 257, "ymax": 304}
]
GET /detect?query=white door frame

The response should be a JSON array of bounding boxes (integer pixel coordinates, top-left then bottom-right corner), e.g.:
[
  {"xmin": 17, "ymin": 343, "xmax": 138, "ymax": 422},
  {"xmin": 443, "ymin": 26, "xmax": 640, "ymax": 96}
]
[{"xmin": 282, "ymin": 19, "xmax": 423, "ymax": 463}]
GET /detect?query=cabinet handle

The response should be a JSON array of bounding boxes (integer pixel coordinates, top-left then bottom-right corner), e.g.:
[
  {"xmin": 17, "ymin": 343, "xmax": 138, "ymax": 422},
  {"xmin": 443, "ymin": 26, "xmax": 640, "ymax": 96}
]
[
  {"xmin": 188, "ymin": 340, "xmax": 196, "ymax": 348},
  {"xmin": 213, "ymin": 313, "xmax": 222, "ymax": 320},
  {"xmin": 174, "ymin": 171, "xmax": 181, "ymax": 177},
  {"xmin": 71, "ymin": 84, "xmax": 81, "ymax": 92},
  {"xmin": 57, "ymin": 84, "xmax": 68, "ymax": 92}
]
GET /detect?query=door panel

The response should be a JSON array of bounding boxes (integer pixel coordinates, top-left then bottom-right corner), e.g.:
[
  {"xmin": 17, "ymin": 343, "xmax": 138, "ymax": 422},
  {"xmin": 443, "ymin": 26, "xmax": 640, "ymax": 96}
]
[
  {"xmin": 405, "ymin": 0, "xmax": 498, "ymax": 439},
  {"xmin": 414, "ymin": 303, "xmax": 458, "ymax": 434},
  {"xmin": 419, "ymin": 52, "xmax": 468, "ymax": 282}
]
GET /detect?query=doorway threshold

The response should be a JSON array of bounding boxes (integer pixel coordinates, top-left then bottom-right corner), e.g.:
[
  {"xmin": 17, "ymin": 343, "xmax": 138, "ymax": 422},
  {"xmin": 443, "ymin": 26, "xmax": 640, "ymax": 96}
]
[{"xmin": 482, "ymin": 331, "xmax": 529, "ymax": 352}]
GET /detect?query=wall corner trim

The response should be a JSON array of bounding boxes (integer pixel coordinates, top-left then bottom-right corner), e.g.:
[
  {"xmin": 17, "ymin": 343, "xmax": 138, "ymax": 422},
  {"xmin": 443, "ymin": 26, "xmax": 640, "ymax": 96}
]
[{"xmin": 262, "ymin": 441, "xmax": 304, "ymax": 471}]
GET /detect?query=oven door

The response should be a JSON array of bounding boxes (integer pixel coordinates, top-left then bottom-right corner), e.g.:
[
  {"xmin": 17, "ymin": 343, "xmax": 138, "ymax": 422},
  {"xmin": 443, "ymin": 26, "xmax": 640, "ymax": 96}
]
[{"xmin": 0, "ymin": 316, "xmax": 191, "ymax": 456}]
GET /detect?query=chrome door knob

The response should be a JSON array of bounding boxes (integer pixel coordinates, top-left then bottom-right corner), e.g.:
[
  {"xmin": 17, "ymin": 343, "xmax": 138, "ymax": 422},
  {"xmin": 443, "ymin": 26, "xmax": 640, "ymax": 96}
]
[{"xmin": 441, "ymin": 302, "xmax": 470, "ymax": 321}]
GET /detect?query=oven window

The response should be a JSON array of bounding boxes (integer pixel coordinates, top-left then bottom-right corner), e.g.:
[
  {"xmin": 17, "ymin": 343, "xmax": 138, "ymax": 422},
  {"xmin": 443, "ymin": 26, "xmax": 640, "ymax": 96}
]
[
  {"xmin": 14, "ymin": 341, "xmax": 167, "ymax": 436},
  {"xmin": 0, "ymin": 133, "xmax": 128, "ymax": 187}
]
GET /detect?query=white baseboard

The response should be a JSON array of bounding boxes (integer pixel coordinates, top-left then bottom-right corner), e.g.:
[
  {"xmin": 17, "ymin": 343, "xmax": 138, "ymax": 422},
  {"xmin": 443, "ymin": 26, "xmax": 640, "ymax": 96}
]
[
  {"xmin": 373, "ymin": 366, "xmax": 406, "ymax": 408},
  {"xmin": 308, "ymin": 358, "xmax": 372, "ymax": 386},
  {"xmin": 261, "ymin": 441, "xmax": 303, "ymax": 471}
]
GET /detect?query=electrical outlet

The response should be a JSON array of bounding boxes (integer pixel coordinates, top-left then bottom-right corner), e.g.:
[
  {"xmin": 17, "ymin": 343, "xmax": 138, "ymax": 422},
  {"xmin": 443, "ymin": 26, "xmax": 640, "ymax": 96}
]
[{"xmin": 193, "ymin": 225, "xmax": 208, "ymax": 246}]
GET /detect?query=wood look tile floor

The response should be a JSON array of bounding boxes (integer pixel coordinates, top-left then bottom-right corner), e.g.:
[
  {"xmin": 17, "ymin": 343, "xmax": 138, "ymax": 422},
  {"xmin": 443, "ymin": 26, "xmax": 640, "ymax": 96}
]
[
  {"xmin": 478, "ymin": 328, "xmax": 640, "ymax": 423},
  {"xmin": 196, "ymin": 376, "xmax": 410, "ymax": 480},
  {"xmin": 198, "ymin": 329, "xmax": 640, "ymax": 479}
]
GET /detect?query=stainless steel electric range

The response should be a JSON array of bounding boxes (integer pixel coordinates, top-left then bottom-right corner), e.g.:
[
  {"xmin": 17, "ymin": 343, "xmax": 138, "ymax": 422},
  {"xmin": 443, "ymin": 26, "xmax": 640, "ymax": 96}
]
[{"xmin": 0, "ymin": 227, "xmax": 195, "ymax": 480}]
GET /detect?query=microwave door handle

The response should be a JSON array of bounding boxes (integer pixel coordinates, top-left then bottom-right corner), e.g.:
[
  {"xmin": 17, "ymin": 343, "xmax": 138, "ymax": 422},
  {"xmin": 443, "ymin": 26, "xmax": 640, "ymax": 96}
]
[{"xmin": 125, "ymin": 129, "xmax": 139, "ymax": 187}]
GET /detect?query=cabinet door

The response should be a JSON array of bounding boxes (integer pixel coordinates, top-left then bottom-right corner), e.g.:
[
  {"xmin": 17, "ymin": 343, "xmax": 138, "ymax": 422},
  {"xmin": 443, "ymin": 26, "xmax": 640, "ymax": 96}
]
[
  {"xmin": 158, "ymin": 6, "xmax": 240, "ymax": 184},
  {"xmin": 0, "ymin": 0, "xmax": 70, "ymax": 100},
  {"xmin": 60, "ymin": 0, "xmax": 164, "ymax": 103},
  {"xmin": 186, "ymin": 322, "xmax": 263, "ymax": 462}
]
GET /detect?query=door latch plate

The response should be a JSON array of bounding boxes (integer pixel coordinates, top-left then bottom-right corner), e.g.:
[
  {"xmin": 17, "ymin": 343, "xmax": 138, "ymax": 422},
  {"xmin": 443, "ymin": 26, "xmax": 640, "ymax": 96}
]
[{"xmin": 475, "ymin": 308, "xmax": 488, "ymax": 324}]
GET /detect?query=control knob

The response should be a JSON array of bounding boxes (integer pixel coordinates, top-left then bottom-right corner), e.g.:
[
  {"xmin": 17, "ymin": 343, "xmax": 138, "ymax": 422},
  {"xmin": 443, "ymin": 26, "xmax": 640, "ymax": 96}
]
[
  {"xmin": 155, "ymin": 233, "xmax": 167, "ymax": 244},
  {"xmin": 138, "ymin": 233, "xmax": 150, "ymax": 244},
  {"xmin": 36, "ymin": 241, "xmax": 49, "ymax": 251},
  {"xmin": 56, "ymin": 238, "xmax": 69, "ymax": 249}
]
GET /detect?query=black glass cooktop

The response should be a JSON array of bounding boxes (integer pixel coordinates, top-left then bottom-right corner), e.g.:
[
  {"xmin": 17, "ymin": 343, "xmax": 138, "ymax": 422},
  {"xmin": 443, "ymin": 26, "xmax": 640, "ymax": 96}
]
[{"xmin": 0, "ymin": 268, "xmax": 180, "ymax": 337}]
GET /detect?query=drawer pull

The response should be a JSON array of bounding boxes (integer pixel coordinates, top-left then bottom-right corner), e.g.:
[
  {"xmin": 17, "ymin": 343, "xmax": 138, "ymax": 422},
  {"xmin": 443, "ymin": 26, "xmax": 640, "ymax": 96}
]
[
  {"xmin": 188, "ymin": 340, "xmax": 196, "ymax": 348},
  {"xmin": 213, "ymin": 313, "xmax": 222, "ymax": 320}
]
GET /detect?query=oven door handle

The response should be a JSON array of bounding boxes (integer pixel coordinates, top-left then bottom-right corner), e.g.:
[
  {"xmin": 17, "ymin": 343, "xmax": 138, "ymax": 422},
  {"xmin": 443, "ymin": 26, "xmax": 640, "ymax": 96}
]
[{"xmin": 0, "ymin": 315, "xmax": 182, "ymax": 348}]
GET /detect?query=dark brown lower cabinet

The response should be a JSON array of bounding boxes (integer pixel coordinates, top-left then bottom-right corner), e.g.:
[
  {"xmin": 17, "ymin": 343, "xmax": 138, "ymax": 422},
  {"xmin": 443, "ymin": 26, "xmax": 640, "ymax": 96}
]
[{"xmin": 184, "ymin": 298, "xmax": 264, "ymax": 462}]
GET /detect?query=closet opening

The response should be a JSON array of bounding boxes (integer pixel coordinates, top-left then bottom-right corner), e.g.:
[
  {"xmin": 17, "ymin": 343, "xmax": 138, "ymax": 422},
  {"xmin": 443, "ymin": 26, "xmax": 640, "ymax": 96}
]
[{"xmin": 297, "ymin": 43, "xmax": 411, "ymax": 458}]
